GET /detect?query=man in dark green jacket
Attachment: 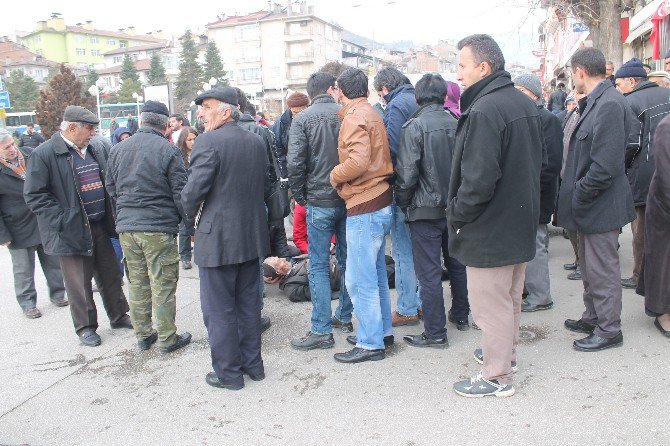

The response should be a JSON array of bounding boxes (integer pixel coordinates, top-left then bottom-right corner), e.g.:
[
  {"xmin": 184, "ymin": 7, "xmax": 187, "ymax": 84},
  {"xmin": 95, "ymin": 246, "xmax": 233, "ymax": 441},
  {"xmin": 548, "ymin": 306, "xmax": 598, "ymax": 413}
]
[{"xmin": 448, "ymin": 35, "xmax": 543, "ymax": 398}]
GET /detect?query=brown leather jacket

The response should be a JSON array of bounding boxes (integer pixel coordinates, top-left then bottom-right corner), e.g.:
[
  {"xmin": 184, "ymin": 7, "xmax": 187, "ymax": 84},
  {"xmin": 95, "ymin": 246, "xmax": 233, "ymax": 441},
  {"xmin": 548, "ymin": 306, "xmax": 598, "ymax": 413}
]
[{"xmin": 330, "ymin": 98, "xmax": 393, "ymax": 209}]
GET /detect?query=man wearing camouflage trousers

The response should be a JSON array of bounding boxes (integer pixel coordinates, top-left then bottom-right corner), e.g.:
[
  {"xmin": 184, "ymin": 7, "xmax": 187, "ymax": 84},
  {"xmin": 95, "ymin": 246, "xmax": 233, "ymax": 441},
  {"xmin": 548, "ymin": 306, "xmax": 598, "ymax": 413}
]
[{"xmin": 106, "ymin": 101, "xmax": 192, "ymax": 353}]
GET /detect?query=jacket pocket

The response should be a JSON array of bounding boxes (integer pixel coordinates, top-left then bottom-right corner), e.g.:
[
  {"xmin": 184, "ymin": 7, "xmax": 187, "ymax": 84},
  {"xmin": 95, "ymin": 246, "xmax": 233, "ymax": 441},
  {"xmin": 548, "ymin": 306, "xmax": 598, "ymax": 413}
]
[{"xmin": 197, "ymin": 220, "xmax": 212, "ymax": 234}]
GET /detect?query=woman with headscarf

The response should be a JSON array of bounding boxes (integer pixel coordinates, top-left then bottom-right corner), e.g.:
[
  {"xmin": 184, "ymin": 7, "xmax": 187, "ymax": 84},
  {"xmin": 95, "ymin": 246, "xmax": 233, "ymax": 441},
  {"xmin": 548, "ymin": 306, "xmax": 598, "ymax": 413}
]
[
  {"xmin": 176, "ymin": 127, "xmax": 199, "ymax": 269},
  {"xmin": 112, "ymin": 127, "xmax": 132, "ymax": 145},
  {"xmin": 444, "ymin": 81, "xmax": 461, "ymax": 120}
]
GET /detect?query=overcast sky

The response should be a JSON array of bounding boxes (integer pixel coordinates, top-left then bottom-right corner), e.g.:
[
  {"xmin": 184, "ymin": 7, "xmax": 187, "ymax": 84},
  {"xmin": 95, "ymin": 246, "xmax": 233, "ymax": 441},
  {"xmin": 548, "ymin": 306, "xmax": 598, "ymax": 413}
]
[{"xmin": 8, "ymin": 0, "xmax": 546, "ymax": 67}]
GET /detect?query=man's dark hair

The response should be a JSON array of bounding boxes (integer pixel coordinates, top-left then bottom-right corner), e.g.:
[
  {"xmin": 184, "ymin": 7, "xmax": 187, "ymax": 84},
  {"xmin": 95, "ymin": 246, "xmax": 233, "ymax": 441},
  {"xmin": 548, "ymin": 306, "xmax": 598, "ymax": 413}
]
[
  {"xmin": 373, "ymin": 67, "xmax": 409, "ymax": 92},
  {"xmin": 643, "ymin": 63, "xmax": 652, "ymax": 71},
  {"xmin": 169, "ymin": 113, "xmax": 184, "ymax": 122},
  {"xmin": 457, "ymin": 34, "xmax": 505, "ymax": 72},
  {"xmin": 27, "ymin": 122, "xmax": 35, "ymax": 128},
  {"xmin": 337, "ymin": 68, "xmax": 368, "ymax": 100},
  {"xmin": 234, "ymin": 87, "xmax": 248, "ymax": 111},
  {"xmin": 557, "ymin": 82, "xmax": 565, "ymax": 89},
  {"xmin": 630, "ymin": 76, "xmax": 648, "ymax": 83},
  {"xmin": 414, "ymin": 73, "xmax": 448, "ymax": 106},
  {"xmin": 245, "ymin": 103, "xmax": 256, "ymax": 116},
  {"xmin": 570, "ymin": 48, "xmax": 606, "ymax": 77},
  {"xmin": 306, "ymin": 72, "xmax": 336, "ymax": 100}
]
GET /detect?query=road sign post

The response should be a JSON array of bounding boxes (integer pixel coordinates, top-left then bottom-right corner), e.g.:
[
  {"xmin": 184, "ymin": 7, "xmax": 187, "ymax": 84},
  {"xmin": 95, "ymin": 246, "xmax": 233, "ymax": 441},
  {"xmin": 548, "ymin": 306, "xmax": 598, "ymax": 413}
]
[{"xmin": 0, "ymin": 90, "xmax": 11, "ymax": 109}]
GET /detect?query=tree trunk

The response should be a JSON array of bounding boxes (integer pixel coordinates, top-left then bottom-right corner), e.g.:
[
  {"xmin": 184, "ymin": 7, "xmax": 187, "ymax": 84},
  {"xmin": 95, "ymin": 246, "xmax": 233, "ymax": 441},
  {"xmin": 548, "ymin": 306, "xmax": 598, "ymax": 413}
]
[{"xmin": 596, "ymin": 0, "xmax": 623, "ymax": 66}]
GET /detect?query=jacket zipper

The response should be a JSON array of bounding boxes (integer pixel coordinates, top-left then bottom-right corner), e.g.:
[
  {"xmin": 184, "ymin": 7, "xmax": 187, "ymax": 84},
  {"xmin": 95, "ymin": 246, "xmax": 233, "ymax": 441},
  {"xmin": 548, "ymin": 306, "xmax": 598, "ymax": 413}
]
[{"xmin": 68, "ymin": 154, "xmax": 93, "ymax": 246}]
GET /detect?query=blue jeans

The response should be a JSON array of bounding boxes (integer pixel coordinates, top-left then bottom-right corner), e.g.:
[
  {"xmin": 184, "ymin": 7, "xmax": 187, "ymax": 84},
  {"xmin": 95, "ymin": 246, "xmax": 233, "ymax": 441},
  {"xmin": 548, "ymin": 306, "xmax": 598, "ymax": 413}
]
[
  {"xmin": 346, "ymin": 205, "xmax": 393, "ymax": 350},
  {"xmin": 391, "ymin": 201, "xmax": 420, "ymax": 315},
  {"xmin": 110, "ymin": 237, "xmax": 124, "ymax": 276},
  {"xmin": 307, "ymin": 205, "xmax": 352, "ymax": 334}
]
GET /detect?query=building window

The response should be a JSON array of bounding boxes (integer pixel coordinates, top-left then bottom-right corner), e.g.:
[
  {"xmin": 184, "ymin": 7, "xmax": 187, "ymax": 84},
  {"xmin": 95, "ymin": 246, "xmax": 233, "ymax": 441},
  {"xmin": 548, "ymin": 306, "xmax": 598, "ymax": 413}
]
[
  {"xmin": 76, "ymin": 48, "xmax": 86, "ymax": 56},
  {"xmin": 237, "ymin": 68, "xmax": 261, "ymax": 82},
  {"xmin": 107, "ymin": 39, "xmax": 116, "ymax": 45},
  {"xmin": 235, "ymin": 24, "xmax": 260, "ymax": 41},
  {"xmin": 91, "ymin": 50, "xmax": 100, "ymax": 57},
  {"xmin": 238, "ymin": 46, "xmax": 261, "ymax": 62},
  {"xmin": 75, "ymin": 35, "xmax": 85, "ymax": 42},
  {"xmin": 120, "ymin": 40, "xmax": 127, "ymax": 48},
  {"xmin": 35, "ymin": 35, "xmax": 42, "ymax": 44},
  {"xmin": 90, "ymin": 36, "xmax": 98, "ymax": 44},
  {"xmin": 113, "ymin": 56, "xmax": 123, "ymax": 63}
]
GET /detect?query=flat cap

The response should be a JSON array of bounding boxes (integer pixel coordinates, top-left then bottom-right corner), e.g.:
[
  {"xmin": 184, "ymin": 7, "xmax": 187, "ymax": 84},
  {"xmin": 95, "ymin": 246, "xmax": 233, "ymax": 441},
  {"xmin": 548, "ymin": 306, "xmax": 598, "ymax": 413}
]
[
  {"xmin": 194, "ymin": 87, "xmax": 238, "ymax": 106},
  {"xmin": 63, "ymin": 105, "xmax": 99, "ymax": 125},
  {"xmin": 141, "ymin": 100, "xmax": 169, "ymax": 116},
  {"xmin": 648, "ymin": 70, "xmax": 670, "ymax": 79}
]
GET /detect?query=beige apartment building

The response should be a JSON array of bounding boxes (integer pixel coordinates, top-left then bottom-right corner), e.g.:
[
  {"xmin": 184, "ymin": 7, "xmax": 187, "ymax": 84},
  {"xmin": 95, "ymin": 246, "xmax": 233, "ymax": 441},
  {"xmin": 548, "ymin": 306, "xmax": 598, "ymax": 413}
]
[{"xmin": 206, "ymin": 4, "xmax": 342, "ymax": 110}]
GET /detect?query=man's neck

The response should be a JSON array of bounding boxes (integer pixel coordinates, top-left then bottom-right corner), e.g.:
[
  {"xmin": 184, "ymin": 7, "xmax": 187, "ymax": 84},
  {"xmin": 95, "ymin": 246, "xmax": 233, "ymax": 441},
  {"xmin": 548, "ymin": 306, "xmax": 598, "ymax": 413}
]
[{"xmin": 583, "ymin": 77, "xmax": 606, "ymax": 95}]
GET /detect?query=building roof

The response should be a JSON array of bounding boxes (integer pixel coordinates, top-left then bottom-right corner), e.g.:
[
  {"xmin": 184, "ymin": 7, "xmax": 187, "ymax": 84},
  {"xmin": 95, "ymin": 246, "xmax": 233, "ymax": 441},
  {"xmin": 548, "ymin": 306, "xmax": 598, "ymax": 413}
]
[
  {"xmin": 341, "ymin": 30, "xmax": 372, "ymax": 49},
  {"xmin": 96, "ymin": 58, "xmax": 152, "ymax": 75},
  {"xmin": 206, "ymin": 9, "xmax": 342, "ymax": 30},
  {"xmin": 103, "ymin": 41, "xmax": 171, "ymax": 56},
  {"xmin": 24, "ymin": 25, "xmax": 163, "ymax": 43},
  {"xmin": 0, "ymin": 40, "xmax": 57, "ymax": 73}
]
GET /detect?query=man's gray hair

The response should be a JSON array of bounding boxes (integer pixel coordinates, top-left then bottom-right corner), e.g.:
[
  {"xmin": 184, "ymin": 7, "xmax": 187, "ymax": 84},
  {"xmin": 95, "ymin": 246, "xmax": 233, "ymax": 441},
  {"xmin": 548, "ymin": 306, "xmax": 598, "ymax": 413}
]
[
  {"xmin": 457, "ymin": 34, "xmax": 505, "ymax": 73},
  {"xmin": 59, "ymin": 121, "xmax": 83, "ymax": 132},
  {"xmin": 217, "ymin": 102, "xmax": 240, "ymax": 121},
  {"xmin": 0, "ymin": 127, "xmax": 12, "ymax": 143},
  {"xmin": 140, "ymin": 111, "xmax": 169, "ymax": 129}
]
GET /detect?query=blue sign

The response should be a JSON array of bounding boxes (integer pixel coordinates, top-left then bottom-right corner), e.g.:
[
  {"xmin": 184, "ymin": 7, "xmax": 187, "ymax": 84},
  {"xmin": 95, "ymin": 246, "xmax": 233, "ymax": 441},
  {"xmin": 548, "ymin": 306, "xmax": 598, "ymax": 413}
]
[
  {"xmin": 573, "ymin": 23, "xmax": 589, "ymax": 33},
  {"xmin": 0, "ymin": 90, "xmax": 10, "ymax": 109}
]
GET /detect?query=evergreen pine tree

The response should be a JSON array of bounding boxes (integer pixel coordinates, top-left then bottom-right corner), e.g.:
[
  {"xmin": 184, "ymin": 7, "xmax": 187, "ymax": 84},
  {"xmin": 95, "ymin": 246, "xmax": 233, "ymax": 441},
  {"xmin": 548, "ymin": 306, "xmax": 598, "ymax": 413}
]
[
  {"xmin": 175, "ymin": 30, "xmax": 204, "ymax": 112},
  {"xmin": 4, "ymin": 70, "xmax": 41, "ymax": 112},
  {"xmin": 85, "ymin": 69, "xmax": 99, "ymax": 88},
  {"xmin": 202, "ymin": 42, "xmax": 228, "ymax": 86},
  {"xmin": 120, "ymin": 54, "xmax": 139, "ymax": 83},
  {"xmin": 35, "ymin": 64, "xmax": 96, "ymax": 138},
  {"xmin": 147, "ymin": 52, "xmax": 167, "ymax": 85},
  {"xmin": 117, "ymin": 79, "xmax": 142, "ymax": 103}
]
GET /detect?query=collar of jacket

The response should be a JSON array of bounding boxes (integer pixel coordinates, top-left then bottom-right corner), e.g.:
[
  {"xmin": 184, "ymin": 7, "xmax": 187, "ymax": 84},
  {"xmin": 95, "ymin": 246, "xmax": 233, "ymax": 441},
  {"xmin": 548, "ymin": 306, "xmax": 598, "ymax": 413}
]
[
  {"xmin": 137, "ymin": 127, "xmax": 168, "ymax": 138},
  {"xmin": 337, "ymin": 97, "xmax": 368, "ymax": 120},
  {"xmin": 579, "ymin": 79, "xmax": 612, "ymax": 116},
  {"xmin": 627, "ymin": 79, "xmax": 659, "ymax": 95},
  {"xmin": 239, "ymin": 113, "xmax": 255, "ymax": 122},
  {"xmin": 460, "ymin": 70, "xmax": 513, "ymax": 113},
  {"xmin": 310, "ymin": 94, "xmax": 336, "ymax": 105},
  {"xmin": 409, "ymin": 102, "xmax": 444, "ymax": 120},
  {"xmin": 384, "ymin": 84, "xmax": 414, "ymax": 104}
]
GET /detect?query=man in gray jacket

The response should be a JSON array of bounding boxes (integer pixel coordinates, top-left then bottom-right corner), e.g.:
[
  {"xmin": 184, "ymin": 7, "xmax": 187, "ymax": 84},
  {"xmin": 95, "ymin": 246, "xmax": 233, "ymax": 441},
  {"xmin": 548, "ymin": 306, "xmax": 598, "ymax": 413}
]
[
  {"xmin": 613, "ymin": 58, "xmax": 670, "ymax": 290},
  {"xmin": 106, "ymin": 101, "xmax": 191, "ymax": 353},
  {"xmin": 288, "ymin": 71, "xmax": 353, "ymax": 350},
  {"xmin": 557, "ymin": 48, "xmax": 636, "ymax": 352}
]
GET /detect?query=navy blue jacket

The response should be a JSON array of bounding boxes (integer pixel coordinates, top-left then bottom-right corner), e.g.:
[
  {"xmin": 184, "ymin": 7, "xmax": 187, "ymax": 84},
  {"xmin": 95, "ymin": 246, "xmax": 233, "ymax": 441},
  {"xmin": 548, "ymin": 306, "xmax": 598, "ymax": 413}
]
[{"xmin": 383, "ymin": 84, "xmax": 418, "ymax": 165}]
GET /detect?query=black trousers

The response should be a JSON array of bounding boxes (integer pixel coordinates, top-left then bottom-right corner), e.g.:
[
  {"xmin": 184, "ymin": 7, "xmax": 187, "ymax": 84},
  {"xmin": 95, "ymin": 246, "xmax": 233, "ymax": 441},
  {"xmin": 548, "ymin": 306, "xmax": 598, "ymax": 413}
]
[
  {"xmin": 200, "ymin": 258, "xmax": 263, "ymax": 386},
  {"xmin": 59, "ymin": 221, "xmax": 129, "ymax": 335},
  {"xmin": 9, "ymin": 244, "xmax": 65, "ymax": 310},
  {"xmin": 409, "ymin": 218, "xmax": 469, "ymax": 339}
]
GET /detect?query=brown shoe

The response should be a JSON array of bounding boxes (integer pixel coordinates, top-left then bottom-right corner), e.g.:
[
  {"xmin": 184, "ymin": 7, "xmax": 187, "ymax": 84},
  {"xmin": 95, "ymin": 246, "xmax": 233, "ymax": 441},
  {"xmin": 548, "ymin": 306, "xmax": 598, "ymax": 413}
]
[
  {"xmin": 23, "ymin": 307, "xmax": 42, "ymax": 319},
  {"xmin": 51, "ymin": 296, "xmax": 69, "ymax": 307},
  {"xmin": 392, "ymin": 311, "xmax": 420, "ymax": 327}
]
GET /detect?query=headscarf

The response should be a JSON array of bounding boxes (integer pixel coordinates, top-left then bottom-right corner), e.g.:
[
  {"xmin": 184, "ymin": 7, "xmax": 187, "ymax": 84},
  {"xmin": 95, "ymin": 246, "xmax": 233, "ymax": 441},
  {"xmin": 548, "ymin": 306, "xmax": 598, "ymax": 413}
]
[
  {"xmin": 444, "ymin": 81, "xmax": 461, "ymax": 119},
  {"xmin": 112, "ymin": 127, "xmax": 131, "ymax": 144}
]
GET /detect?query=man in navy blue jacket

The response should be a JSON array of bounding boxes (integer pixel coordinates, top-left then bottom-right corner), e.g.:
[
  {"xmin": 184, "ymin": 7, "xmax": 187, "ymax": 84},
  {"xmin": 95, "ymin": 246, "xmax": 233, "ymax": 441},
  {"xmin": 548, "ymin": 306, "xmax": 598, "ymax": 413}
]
[{"xmin": 374, "ymin": 68, "xmax": 422, "ymax": 327}]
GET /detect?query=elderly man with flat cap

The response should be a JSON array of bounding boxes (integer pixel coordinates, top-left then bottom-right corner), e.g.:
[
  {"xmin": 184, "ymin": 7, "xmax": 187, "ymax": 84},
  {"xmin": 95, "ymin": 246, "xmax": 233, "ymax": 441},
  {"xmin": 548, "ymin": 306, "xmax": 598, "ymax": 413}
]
[
  {"xmin": 181, "ymin": 87, "xmax": 272, "ymax": 390},
  {"xmin": 24, "ymin": 105, "xmax": 131, "ymax": 347},
  {"xmin": 106, "ymin": 101, "xmax": 192, "ymax": 353}
]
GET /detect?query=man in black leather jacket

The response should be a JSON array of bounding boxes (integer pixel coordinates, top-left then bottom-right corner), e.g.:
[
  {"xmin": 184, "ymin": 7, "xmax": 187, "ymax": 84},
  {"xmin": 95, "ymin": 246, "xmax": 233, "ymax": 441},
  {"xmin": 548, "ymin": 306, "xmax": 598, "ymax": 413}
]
[{"xmin": 395, "ymin": 73, "xmax": 469, "ymax": 348}]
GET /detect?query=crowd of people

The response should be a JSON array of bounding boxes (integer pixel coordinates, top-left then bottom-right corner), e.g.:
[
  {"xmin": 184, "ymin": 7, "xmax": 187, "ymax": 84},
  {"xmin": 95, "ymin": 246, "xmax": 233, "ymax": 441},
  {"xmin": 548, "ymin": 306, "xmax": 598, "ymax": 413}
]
[{"xmin": 1, "ymin": 33, "xmax": 669, "ymax": 398}]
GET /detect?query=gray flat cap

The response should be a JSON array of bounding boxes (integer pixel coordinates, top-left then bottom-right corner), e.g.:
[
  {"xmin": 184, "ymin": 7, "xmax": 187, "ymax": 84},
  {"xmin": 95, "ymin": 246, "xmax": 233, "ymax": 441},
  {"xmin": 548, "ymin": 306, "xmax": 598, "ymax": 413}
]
[
  {"xmin": 194, "ymin": 87, "xmax": 238, "ymax": 106},
  {"xmin": 63, "ymin": 105, "xmax": 99, "ymax": 125}
]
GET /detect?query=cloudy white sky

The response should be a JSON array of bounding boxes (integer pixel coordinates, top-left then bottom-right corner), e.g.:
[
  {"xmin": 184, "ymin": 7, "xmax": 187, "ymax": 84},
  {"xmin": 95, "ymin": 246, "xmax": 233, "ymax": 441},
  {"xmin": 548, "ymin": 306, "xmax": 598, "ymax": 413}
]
[{"xmin": 7, "ymin": 0, "xmax": 546, "ymax": 66}]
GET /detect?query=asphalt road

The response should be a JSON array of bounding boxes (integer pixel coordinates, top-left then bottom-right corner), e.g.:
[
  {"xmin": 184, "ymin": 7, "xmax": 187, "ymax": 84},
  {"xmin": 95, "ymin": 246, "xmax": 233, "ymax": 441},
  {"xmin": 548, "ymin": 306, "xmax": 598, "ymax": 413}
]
[{"xmin": 0, "ymin": 226, "xmax": 668, "ymax": 445}]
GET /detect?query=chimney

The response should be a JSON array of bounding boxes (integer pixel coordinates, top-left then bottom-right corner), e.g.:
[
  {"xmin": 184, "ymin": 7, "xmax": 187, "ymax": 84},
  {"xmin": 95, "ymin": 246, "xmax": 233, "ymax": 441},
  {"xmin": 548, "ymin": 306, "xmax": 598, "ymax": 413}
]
[
  {"xmin": 83, "ymin": 20, "xmax": 93, "ymax": 30},
  {"xmin": 287, "ymin": 0, "xmax": 292, "ymax": 16},
  {"xmin": 308, "ymin": 5, "xmax": 314, "ymax": 14},
  {"xmin": 126, "ymin": 26, "xmax": 136, "ymax": 36},
  {"xmin": 154, "ymin": 30, "xmax": 164, "ymax": 39},
  {"xmin": 299, "ymin": 1, "xmax": 306, "ymax": 14},
  {"xmin": 36, "ymin": 20, "xmax": 47, "ymax": 31},
  {"xmin": 46, "ymin": 15, "xmax": 66, "ymax": 32}
]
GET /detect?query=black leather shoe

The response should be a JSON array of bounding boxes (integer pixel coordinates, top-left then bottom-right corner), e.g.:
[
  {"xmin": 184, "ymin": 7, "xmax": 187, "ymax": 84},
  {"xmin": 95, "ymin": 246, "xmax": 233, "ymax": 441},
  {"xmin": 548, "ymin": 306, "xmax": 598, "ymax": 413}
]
[
  {"xmin": 333, "ymin": 347, "xmax": 385, "ymax": 363},
  {"xmin": 621, "ymin": 278, "xmax": 637, "ymax": 289},
  {"xmin": 448, "ymin": 313, "xmax": 470, "ymax": 331},
  {"xmin": 79, "ymin": 330, "xmax": 101, "ymax": 347},
  {"xmin": 110, "ymin": 314, "xmax": 133, "ymax": 329},
  {"xmin": 137, "ymin": 331, "xmax": 158, "ymax": 350},
  {"xmin": 654, "ymin": 318, "xmax": 670, "ymax": 338},
  {"xmin": 521, "ymin": 301, "xmax": 554, "ymax": 312},
  {"xmin": 243, "ymin": 369, "xmax": 266, "ymax": 381},
  {"xmin": 573, "ymin": 331, "xmax": 623, "ymax": 351},
  {"xmin": 50, "ymin": 296, "xmax": 69, "ymax": 307},
  {"xmin": 563, "ymin": 262, "xmax": 578, "ymax": 271},
  {"xmin": 205, "ymin": 372, "xmax": 244, "ymax": 390},
  {"xmin": 261, "ymin": 316, "xmax": 271, "ymax": 333},
  {"xmin": 160, "ymin": 332, "xmax": 192, "ymax": 353},
  {"xmin": 564, "ymin": 318, "xmax": 596, "ymax": 334},
  {"xmin": 403, "ymin": 333, "xmax": 449, "ymax": 349},
  {"xmin": 567, "ymin": 269, "xmax": 582, "ymax": 280},
  {"xmin": 346, "ymin": 335, "xmax": 394, "ymax": 347}
]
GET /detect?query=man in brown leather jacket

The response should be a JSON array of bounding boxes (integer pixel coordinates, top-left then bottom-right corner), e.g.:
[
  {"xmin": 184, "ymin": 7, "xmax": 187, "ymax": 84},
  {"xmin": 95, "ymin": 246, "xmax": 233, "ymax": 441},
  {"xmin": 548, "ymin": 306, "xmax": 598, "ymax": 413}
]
[{"xmin": 329, "ymin": 67, "xmax": 395, "ymax": 364}]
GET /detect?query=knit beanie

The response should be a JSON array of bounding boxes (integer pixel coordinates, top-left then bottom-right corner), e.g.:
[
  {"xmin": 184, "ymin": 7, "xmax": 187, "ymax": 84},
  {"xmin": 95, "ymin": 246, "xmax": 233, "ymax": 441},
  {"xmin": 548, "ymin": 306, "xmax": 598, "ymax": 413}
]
[
  {"xmin": 286, "ymin": 92, "xmax": 309, "ymax": 108},
  {"xmin": 614, "ymin": 58, "xmax": 647, "ymax": 79},
  {"xmin": 513, "ymin": 73, "xmax": 542, "ymax": 101}
]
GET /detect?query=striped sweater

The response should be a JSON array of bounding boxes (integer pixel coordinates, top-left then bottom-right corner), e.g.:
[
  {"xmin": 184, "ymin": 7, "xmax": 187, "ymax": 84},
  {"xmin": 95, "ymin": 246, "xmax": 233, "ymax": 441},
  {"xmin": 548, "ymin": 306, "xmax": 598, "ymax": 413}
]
[{"xmin": 70, "ymin": 148, "xmax": 106, "ymax": 221}]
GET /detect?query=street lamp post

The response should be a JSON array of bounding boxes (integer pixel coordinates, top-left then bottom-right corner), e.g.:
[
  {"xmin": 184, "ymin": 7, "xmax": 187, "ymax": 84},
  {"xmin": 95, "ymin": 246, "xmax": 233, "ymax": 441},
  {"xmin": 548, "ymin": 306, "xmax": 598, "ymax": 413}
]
[
  {"xmin": 131, "ymin": 92, "xmax": 143, "ymax": 118},
  {"xmin": 87, "ymin": 84, "xmax": 101, "ymax": 122}
]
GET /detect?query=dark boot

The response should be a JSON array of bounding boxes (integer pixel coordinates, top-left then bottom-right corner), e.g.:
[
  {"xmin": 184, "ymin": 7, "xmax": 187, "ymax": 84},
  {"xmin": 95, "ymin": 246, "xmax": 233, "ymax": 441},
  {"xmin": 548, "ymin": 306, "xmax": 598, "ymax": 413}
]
[{"xmin": 269, "ymin": 219, "xmax": 301, "ymax": 258}]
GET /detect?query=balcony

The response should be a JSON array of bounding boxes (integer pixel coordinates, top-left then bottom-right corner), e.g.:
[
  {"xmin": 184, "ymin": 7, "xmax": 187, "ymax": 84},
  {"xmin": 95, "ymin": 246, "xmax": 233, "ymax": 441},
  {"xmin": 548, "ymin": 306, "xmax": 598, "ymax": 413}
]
[
  {"xmin": 284, "ymin": 32, "xmax": 313, "ymax": 42},
  {"xmin": 285, "ymin": 51, "xmax": 314, "ymax": 64},
  {"xmin": 287, "ymin": 75, "xmax": 310, "ymax": 85}
]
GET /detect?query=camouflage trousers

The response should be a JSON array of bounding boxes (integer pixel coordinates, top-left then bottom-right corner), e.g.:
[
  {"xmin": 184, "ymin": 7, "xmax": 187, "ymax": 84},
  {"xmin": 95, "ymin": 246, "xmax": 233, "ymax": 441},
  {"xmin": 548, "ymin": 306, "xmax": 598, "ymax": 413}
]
[{"xmin": 119, "ymin": 232, "xmax": 180, "ymax": 347}]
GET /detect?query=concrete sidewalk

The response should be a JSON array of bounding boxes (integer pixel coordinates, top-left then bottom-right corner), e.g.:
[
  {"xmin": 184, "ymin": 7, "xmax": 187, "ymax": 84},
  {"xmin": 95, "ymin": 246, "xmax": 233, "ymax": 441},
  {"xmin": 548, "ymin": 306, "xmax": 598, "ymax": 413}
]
[{"xmin": 0, "ymin": 226, "xmax": 668, "ymax": 445}]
